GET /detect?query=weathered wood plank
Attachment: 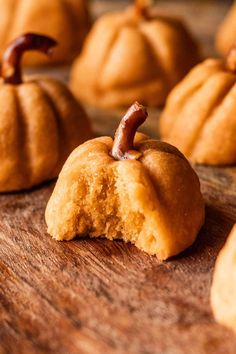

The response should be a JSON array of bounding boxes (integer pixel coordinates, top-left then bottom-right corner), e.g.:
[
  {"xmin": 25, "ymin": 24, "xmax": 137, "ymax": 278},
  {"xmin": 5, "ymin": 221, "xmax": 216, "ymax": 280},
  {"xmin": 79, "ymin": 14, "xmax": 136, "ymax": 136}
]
[{"xmin": 0, "ymin": 169, "xmax": 236, "ymax": 354}]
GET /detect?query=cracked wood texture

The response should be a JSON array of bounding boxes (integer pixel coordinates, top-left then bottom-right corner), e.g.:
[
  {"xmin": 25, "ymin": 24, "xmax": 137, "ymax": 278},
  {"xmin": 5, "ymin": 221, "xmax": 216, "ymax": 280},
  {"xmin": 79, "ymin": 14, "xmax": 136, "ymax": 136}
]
[{"xmin": 1, "ymin": 1, "xmax": 236, "ymax": 354}]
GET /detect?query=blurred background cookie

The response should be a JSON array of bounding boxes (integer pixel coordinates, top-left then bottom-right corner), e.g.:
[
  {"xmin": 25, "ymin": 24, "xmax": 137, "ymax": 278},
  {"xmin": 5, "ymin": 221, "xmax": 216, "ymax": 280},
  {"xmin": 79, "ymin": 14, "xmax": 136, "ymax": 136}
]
[{"xmin": 0, "ymin": 0, "xmax": 91, "ymax": 66}]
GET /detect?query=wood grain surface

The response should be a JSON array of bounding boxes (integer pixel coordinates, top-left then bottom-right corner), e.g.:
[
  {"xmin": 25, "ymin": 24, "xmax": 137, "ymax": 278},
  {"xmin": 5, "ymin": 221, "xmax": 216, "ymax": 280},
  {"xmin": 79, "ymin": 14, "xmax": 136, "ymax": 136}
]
[{"xmin": 1, "ymin": 1, "xmax": 236, "ymax": 354}]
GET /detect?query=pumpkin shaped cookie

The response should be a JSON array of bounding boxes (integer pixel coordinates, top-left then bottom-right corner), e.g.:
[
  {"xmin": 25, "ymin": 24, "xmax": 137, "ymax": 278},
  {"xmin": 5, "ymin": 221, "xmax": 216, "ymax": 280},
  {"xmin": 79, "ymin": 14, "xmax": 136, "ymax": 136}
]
[
  {"xmin": 159, "ymin": 46, "xmax": 236, "ymax": 165},
  {"xmin": 211, "ymin": 225, "xmax": 236, "ymax": 332},
  {"xmin": 0, "ymin": 33, "xmax": 93, "ymax": 192},
  {"xmin": 216, "ymin": 2, "xmax": 236, "ymax": 56},
  {"xmin": 70, "ymin": 0, "xmax": 200, "ymax": 108},
  {"xmin": 0, "ymin": 0, "xmax": 90, "ymax": 66},
  {"xmin": 46, "ymin": 102, "xmax": 205, "ymax": 260}
]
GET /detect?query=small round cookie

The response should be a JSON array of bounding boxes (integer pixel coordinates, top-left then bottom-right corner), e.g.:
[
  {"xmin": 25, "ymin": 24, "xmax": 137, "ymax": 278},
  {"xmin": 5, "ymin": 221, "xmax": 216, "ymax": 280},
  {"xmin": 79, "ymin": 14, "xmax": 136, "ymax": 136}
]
[
  {"xmin": 70, "ymin": 0, "xmax": 200, "ymax": 108},
  {"xmin": 160, "ymin": 45, "xmax": 236, "ymax": 165},
  {"xmin": 0, "ymin": 0, "xmax": 90, "ymax": 66},
  {"xmin": 216, "ymin": 2, "xmax": 236, "ymax": 56},
  {"xmin": 0, "ymin": 33, "xmax": 93, "ymax": 192},
  {"xmin": 211, "ymin": 225, "xmax": 236, "ymax": 332}
]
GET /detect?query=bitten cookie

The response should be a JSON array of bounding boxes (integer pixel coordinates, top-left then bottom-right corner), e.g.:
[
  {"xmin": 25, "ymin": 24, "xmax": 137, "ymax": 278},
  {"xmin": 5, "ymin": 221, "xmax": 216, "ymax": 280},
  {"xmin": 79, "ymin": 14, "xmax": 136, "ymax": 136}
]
[{"xmin": 46, "ymin": 102, "xmax": 205, "ymax": 260}]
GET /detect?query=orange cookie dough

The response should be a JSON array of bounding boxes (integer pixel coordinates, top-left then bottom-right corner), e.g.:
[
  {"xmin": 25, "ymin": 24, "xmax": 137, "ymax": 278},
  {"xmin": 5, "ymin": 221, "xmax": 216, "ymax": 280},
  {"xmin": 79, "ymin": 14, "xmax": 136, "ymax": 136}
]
[
  {"xmin": 70, "ymin": 0, "xmax": 200, "ymax": 108},
  {"xmin": 216, "ymin": 2, "xmax": 236, "ymax": 56},
  {"xmin": 46, "ymin": 102, "xmax": 205, "ymax": 260},
  {"xmin": 211, "ymin": 225, "xmax": 236, "ymax": 332},
  {"xmin": 0, "ymin": 0, "xmax": 90, "ymax": 66},
  {"xmin": 0, "ymin": 33, "xmax": 93, "ymax": 192},
  {"xmin": 159, "ymin": 45, "xmax": 236, "ymax": 165}
]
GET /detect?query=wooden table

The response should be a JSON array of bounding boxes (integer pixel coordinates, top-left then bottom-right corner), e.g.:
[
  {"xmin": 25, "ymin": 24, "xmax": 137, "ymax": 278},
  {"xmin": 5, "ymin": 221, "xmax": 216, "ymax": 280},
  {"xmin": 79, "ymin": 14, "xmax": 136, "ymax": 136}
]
[{"xmin": 1, "ymin": 1, "xmax": 236, "ymax": 354}]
